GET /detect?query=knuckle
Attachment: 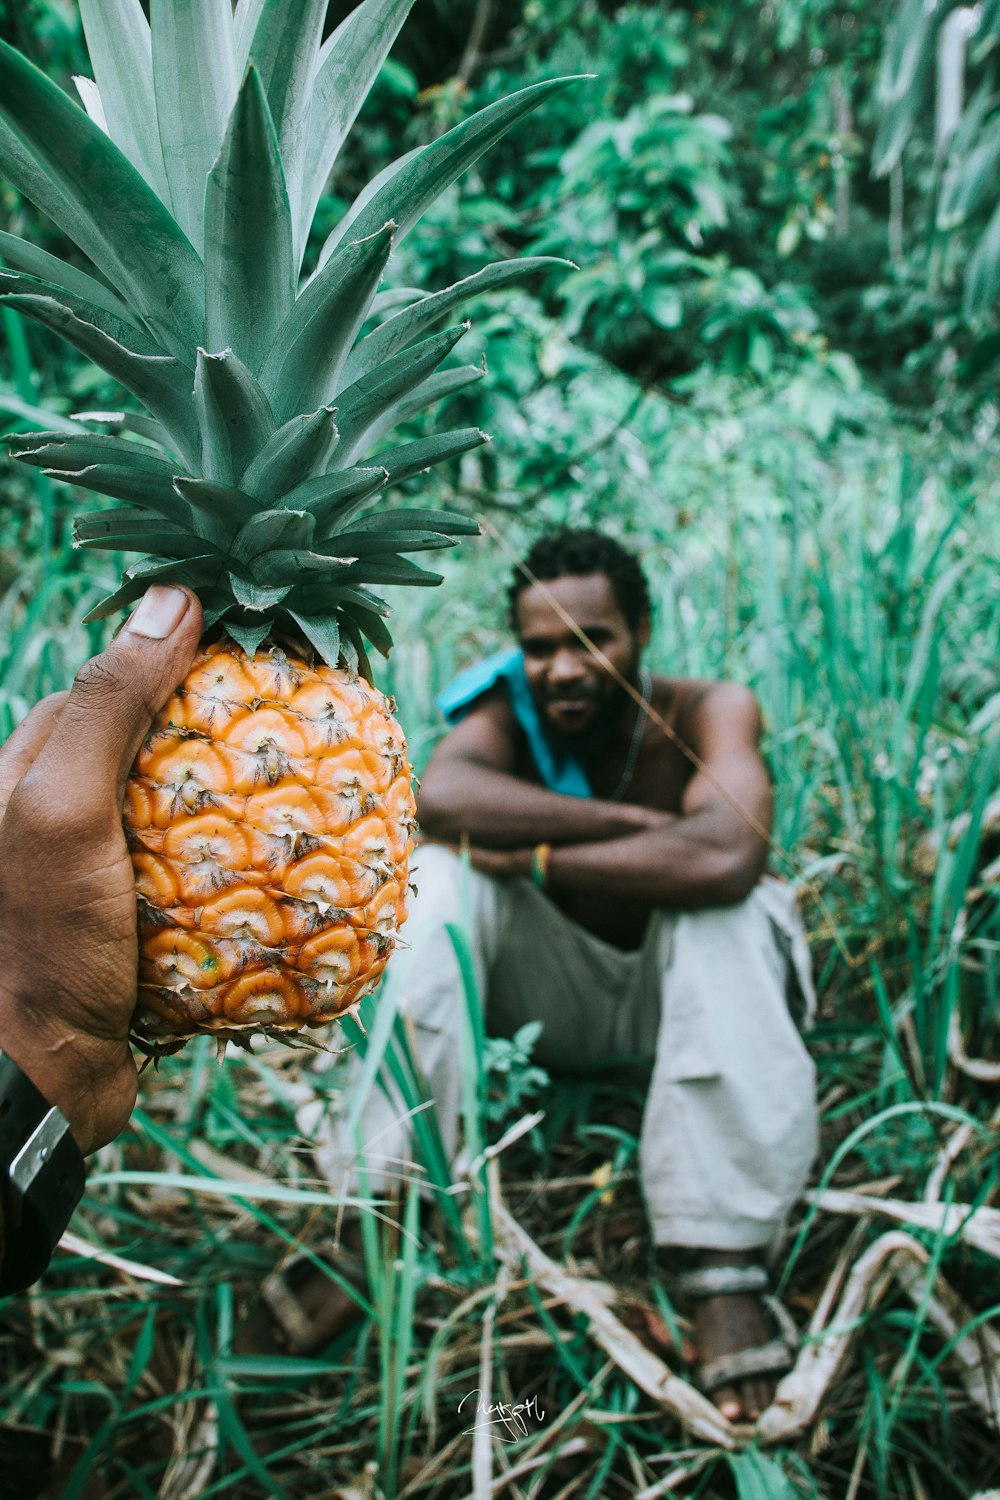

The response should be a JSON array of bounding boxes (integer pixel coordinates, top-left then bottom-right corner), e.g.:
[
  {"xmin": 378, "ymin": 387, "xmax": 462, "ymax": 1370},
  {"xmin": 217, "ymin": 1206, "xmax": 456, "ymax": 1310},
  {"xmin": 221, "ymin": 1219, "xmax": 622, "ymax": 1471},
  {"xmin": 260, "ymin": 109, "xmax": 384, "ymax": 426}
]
[{"xmin": 73, "ymin": 653, "xmax": 128, "ymax": 704}]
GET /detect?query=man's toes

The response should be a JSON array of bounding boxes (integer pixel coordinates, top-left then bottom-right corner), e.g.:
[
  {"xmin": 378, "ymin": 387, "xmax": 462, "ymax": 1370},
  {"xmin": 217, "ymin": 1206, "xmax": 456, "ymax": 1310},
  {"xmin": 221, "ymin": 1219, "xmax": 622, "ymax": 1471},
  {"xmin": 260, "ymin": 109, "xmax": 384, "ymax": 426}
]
[
  {"xmin": 742, "ymin": 1377, "xmax": 774, "ymax": 1421},
  {"xmin": 711, "ymin": 1383, "xmax": 743, "ymax": 1421}
]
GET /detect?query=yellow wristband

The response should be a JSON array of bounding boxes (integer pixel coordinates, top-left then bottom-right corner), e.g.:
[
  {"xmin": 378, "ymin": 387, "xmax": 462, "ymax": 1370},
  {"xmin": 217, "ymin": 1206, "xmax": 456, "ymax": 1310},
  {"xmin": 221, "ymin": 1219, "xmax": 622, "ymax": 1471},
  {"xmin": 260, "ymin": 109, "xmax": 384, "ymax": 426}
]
[{"xmin": 531, "ymin": 842, "xmax": 552, "ymax": 891}]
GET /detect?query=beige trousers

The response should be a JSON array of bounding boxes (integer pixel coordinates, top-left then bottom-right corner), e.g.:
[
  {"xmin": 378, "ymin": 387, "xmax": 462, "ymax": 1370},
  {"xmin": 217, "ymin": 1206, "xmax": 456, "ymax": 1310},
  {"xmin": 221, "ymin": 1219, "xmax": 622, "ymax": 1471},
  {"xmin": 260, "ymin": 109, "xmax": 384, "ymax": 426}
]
[{"xmin": 308, "ymin": 845, "xmax": 818, "ymax": 1252}]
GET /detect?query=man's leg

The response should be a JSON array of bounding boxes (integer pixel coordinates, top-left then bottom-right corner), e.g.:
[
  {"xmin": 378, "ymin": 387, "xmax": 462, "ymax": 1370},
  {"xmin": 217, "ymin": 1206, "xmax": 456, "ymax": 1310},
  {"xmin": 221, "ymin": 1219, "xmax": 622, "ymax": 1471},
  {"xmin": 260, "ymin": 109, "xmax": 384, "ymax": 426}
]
[
  {"xmin": 304, "ymin": 843, "xmax": 506, "ymax": 1202},
  {"xmin": 636, "ymin": 878, "xmax": 817, "ymax": 1420}
]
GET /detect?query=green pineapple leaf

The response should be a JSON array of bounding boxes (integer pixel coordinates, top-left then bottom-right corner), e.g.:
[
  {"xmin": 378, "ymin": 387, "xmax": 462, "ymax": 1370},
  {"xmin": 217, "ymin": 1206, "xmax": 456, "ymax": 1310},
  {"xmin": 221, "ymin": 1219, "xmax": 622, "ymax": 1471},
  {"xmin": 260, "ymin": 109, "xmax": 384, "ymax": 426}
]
[
  {"xmin": 193, "ymin": 349, "xmax": 276, "ymax": 485},
  {"xmin": 300, "ymin": 0, "xmax": 416, "ymax": 250},
  {"xmin": 231, "ymin": 509, "xmax": 317, "ymax": 564},
  {"xmin": 204, "ymin": 66, "xmax": 296, "ymax": 375},
  {"xmin": 238, "ymin": 0, "xmax": 329, "ymax": 266},
  {"xmin": 150, "ymin": 0, "xmax": 238, "ymax": 249},
  {"xmin": 0, "ymin": 269, "xmax": 166, "ymax": 358},
  {"xmin": 0, "ymin": 231, "xmax": 137, "ymax": 324},
  {"xmin": 78, "ymin": 0, "xmax": 168, "ymax": 200},
  {"xmin": 284, "ymin": 467, "xmax": 389, "ymax": 531},
  {"xmin": 59, "ymin": 466, "xmax": 195, "ymax": 526},
  {"xmin": 241, "ymin": 406, "xmax": 339, "ymax": 502},
  {"xmin": 0, "ymin": 38, "xmax": 205, "ymax": 359},
  {"xmin": 320, "ymin": 76, "xmax": 585, "ymax": 261},
  {"xmin": 359, "ymin": 365, "xmax": 484, "ymax": 452},
  {"xmin": 260, "ymin": 223, "xmax": 396, "ymax": 425},
  {"xmin": 225, "ymin": 615, "xmax": 276, "ymax": 657},
  {"xmin": 8, "ymin": 431, "xmax": 177, "ymax": 477},
  {"xmin": 331, "ymin": 324, "xmax": 471, "ymax": 464},
  {"xmin": 340, "ymin": 257, "xmax": 571, "ymax": 387},
  {"xmin": 348, "ymin": 507, "xmax": 480, "ymax": 536},
  {"xmin": 376, "ymin": 428, "xmax": 489, "ymax": 489},
  {"xmin": 287, "ymin": 608, "xmax": 342, "ymax": 668},
  {"xmin": 1, "ymin": 293, "xmax": 200, "ymax": 464}
]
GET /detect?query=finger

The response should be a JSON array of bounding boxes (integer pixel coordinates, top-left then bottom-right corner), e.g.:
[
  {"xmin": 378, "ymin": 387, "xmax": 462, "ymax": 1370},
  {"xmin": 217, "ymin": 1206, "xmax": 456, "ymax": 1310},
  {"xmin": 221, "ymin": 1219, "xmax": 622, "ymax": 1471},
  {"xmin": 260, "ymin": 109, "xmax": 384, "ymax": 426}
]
[
  {"xmin": 0, "ymin": 691, "xmax": 69, "ymax": 820},
  {"xmin": 28, "ymin": 585, "xmax": 203, "ymax": 816},
  {"xmin": 712, "ymin": 1383, "xmax": 742, "ymax": 1422}
]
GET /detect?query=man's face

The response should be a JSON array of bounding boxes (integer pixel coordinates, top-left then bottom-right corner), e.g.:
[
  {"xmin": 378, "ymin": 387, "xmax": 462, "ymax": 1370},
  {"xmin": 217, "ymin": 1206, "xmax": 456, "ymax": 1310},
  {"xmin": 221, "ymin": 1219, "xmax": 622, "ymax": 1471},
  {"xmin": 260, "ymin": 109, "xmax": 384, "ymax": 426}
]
[{"xmin": 515, "ymin": 573, "xmax": 648, "ymax": 743}]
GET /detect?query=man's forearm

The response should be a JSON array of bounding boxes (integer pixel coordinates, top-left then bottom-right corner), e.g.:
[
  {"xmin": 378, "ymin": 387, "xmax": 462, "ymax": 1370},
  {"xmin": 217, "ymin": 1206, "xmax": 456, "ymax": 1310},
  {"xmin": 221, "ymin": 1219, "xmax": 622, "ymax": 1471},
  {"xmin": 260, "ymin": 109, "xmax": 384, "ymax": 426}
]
[
  {"xmin": 548, "ymin": 814, "xmax": 766, "ymax": 908},
  {"xmin": 417, "ymin": 761, "xmax": 656, "ymax": 847}
]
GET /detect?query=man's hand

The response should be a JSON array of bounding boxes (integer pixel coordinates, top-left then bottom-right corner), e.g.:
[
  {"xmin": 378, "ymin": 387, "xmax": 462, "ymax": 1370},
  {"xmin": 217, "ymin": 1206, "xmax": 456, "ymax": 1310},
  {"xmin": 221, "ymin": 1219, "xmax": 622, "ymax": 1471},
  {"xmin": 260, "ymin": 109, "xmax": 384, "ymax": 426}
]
[
  {"xmin": 421, "ymin": 839, "xmax": 534, "ymax": 881},
  {"xmin": 0, "ymin": 585, "xmax": 202, "ymax": 1155},
  {"xmin": 465, "ymin": 845, "xmax": 533, "ymax": 880}
]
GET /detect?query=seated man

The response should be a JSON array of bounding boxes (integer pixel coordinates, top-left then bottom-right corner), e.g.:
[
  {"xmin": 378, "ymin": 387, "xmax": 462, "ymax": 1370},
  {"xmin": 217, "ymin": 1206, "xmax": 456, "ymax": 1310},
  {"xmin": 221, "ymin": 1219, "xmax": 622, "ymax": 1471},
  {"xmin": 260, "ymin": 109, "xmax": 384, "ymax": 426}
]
[{"xmin": 304, "ymin": 527, "xmax": 817, "ymax": 1423}]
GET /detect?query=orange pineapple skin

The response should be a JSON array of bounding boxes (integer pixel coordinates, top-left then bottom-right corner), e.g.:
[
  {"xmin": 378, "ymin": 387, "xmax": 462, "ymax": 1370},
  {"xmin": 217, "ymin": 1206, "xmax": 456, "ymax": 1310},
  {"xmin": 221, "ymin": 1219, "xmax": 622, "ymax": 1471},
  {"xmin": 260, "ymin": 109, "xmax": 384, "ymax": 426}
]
[{"xmin": 124, "ymin": 641, "xmax": 415, "ymax": 1042}]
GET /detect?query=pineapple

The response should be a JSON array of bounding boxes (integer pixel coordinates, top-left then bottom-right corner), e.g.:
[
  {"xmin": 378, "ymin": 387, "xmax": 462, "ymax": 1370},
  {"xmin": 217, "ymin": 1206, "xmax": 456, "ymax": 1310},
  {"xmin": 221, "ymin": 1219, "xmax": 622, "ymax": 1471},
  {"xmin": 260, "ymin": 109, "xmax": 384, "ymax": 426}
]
[{"xmin": 0, "ymin": 0, "xmax": 575, "ymax": 1047}]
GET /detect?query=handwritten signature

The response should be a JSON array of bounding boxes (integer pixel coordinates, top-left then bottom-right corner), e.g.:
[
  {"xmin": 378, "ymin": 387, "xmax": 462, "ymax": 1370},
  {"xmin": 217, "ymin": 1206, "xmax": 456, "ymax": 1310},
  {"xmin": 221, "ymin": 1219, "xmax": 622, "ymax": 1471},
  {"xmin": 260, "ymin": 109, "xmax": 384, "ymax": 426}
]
[{"xmin": 458, "ymin": 1388, "xmax": 546, "ymax": 1441}]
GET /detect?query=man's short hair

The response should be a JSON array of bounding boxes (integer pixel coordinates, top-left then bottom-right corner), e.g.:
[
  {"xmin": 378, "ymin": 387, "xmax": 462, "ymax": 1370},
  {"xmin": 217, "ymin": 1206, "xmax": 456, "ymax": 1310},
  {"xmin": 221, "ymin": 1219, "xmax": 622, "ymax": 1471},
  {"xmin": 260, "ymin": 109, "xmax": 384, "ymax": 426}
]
[{"xmin": 508, "ymin": 528, "xmax": 652, "ymax": 632}]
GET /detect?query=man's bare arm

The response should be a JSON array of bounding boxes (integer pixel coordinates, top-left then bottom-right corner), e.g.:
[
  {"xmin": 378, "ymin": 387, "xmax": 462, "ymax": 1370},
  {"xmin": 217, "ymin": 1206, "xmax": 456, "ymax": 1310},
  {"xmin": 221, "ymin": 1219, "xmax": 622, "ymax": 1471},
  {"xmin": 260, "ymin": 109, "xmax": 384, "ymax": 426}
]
[
  {"xmin": 546, "ymin": 684, "xmax": 773, "ymax": 907},
  {"xmin": 417, "ymin": 691, "xmax": 657, "ymax": 847}
]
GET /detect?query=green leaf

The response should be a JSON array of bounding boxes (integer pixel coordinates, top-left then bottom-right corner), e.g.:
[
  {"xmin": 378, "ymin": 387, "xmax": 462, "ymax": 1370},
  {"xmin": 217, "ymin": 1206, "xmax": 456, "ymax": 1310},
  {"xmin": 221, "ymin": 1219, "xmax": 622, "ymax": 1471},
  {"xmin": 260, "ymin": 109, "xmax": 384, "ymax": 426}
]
[
  {"xmin": 300, "ymin": 0, "xmax": 416, "ymax": 249},
  {"xmin": 283, "ymin": 466, "xmax": 388, "ymax": 530},
  {"xmin": 938, "ymin": 117, "xmax": 1000, "ymax": 230},
  {"xmin": 261, "ymin": 224, "xmax": 395, "ymax": 426},
  {"xmin": 345, "ymin": 600, "xmax": 394, "ymax": 657},
  {"xmin": 0, "ymin": 293, "xmax": 200, "ymax": 465},
  {"xmin": 349, "ymin": 506, "xmax": 478, "ymax": 536},
  {"xmin": 254, "ymin": 549, "xmax": 358, "ymax": 584},
  {"xmin": 74, "ymin": 505, "xmax": 184, "ymax": 539},
  {"xmin": 0, "ymin": 39, "xmax": 205, "ymax": 359},
  {"xmin": 193, "ymin": 348, "xmax": 276, "ymax": 486},
  {"xmin": 323, "ymin": 528, "xmax": 458, "ymax": 558},
  {"xmin": 726, "ymin": 1451, "xmax": 799, "ymax": 1500},
  {"xmin": 338, "ymin": 257, "xmax": 569, "ymax": 388},
  {"xmin": 873, "ymin": 0, "xmax": 940, "ymax": 176},
  {"xmin": 225, "ymin": 616, "xmax": 275, "ymax": 656},
  {"xmin": 8, "ymin": 430, "xmax": 176, "ymax": 476},
  {"xmin": 73, "ymin": 75, "xmax": 107, "ymax": 131},
  {"xmin": 0, "ymin": 268, "xmax": 166, "ymax": 358},
  {"xmin": 238, "ymin": 0, "xmax": 329, "ymax": 266},
  {"xmin": 358, "ymin": 365, "xmax": 484, "ymax": 455},
  {"xmin": 173, "ymin": 477, "xmax": 259, "ymax": 537},
  {"xmin": 0, "ymin": 230, "xmax": 135, "ymax": 325},
  {"xmin": 72, "ymin": 409, "xmax": 175, "ymax": 452},
  {"xmin": 76, "ymin": 523, "xmax": 216, "ymax": 558},
  {"xmin": 376, "ymin": 427, "xmax": 488, "ymax": 488},
  {"xmin": 84, "ymin": 556, "xmax": 221, "ymax": 620},
  {"xmin": 150, "ymin": 0, "xmax": 238, "ymax": 249},
  {"xmin": 231, "ymin": 508, "xmax": 316, "ymax": 565},
  {"xmin": 204, "ymin": 66, "xmax": 295, "ymax": 374},
  {"xmin": 964, "ymin": 196, "xmax": 1000, "ymax": 319},
  {"xmin": 339, "ymin": 555, "xmax": 443, "ymax": 587},
  {"xmin": 78, "ymin": 0, "xmax": 168, "ymax": 199},
  {"xmin": 286, "ymin": 608, "xmax": 341, "ymax": 667},
  {"xmin": 45, "ymin": 464, "xmax": 194, "ymax": 526},
  {"xmin": 240, "ymin": 405, "xmax": 339, "ymax": 501},
  {"xmin": 320, "ymin": 75, "xmax": 586, "ymax": 261},
  {"xmin": 0, "ymin": 395, "xmax": 86, "ymax": 434},
  {"xmin": 340, "ymin": 614, "xmax": 374, "ymax": 681},
  {"xmin": 332, "ymin": 324, "xmax": 471, "ymax": 465},
  {"xmin": 229, "ymin": 574, "xmax": 291, "ymax": 610}
]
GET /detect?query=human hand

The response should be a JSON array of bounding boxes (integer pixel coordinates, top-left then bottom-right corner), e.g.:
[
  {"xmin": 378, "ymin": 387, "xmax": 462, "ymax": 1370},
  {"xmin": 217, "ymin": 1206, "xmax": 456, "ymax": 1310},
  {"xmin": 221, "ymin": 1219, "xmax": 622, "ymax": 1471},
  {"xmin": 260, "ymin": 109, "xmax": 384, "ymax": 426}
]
[
  {"xmin": 0, "ymin": 585, "xmax": 202, "ymax": 1155},
  {"xmin": 419, "ymin": 838, "xmax": 533, "ymax": 881}
]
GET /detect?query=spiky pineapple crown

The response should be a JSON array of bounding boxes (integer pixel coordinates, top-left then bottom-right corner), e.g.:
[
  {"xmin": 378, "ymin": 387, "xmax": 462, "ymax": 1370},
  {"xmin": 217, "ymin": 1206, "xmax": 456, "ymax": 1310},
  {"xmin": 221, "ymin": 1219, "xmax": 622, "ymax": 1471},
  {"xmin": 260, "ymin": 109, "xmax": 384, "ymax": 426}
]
[{"xmin": 0, "ymin": 0, "xmax": 578, "ymax": 675}]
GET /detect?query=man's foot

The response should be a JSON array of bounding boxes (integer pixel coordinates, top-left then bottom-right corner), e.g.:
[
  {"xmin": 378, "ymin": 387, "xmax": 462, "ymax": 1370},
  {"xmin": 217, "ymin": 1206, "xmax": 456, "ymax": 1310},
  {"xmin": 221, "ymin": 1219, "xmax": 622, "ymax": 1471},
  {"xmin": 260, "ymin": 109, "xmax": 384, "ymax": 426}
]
[
  {"xmin": 660, "ymin": 1249, "xmax": 795, "ymax": 1423},
  {"xmin": 235, "ymin": 1221, "xmax": 370, "ymax": 1357}
]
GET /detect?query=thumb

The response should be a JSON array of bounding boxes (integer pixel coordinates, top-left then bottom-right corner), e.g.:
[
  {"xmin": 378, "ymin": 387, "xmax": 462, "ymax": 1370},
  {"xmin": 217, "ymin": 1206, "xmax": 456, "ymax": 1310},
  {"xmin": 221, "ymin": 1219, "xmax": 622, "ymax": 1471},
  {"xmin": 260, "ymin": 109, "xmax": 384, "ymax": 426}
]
[{"xmin": 31, "ymin": 585, "xmax": 204, "ymax": 812}]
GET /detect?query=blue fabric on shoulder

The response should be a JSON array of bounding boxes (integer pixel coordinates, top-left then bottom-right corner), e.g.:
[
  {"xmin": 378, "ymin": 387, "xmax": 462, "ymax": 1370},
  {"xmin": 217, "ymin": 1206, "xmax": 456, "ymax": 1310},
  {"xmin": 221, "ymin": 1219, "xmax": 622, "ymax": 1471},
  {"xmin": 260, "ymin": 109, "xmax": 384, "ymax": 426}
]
[{"xmin": 435, "ymin": 646, "xmax": 591, "ymax": 798}]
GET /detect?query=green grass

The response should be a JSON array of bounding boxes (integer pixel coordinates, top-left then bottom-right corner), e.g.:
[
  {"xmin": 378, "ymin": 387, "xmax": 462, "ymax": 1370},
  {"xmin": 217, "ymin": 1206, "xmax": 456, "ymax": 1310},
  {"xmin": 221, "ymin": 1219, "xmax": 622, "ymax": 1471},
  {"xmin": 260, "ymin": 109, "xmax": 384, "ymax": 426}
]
[{"xmin": 1, "ymin": 388, "xmax": 999, "ymax": 1497}]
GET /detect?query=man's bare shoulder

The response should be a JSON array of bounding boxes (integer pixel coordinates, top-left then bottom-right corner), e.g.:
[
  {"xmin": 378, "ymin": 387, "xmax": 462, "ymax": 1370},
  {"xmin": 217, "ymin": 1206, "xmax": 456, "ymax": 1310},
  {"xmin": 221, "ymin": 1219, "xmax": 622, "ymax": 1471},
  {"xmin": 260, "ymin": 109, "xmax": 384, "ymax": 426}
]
[
  {"xmin": 655, "ymin": 676, "xmax": 763, "ymax": 744},
  {"xmin": 432, "ymin": 686, "xmax": 521, "ymax": 767}
]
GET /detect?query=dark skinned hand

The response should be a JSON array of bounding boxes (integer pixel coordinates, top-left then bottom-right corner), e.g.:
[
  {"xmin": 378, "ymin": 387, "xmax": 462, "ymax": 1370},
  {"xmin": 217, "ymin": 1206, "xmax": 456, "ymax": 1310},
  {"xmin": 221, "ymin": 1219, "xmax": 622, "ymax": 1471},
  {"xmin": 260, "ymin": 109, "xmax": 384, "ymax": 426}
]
[{"xmin": 0, "ymin": 585, "xmax": 202, "ymax": 1155}]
